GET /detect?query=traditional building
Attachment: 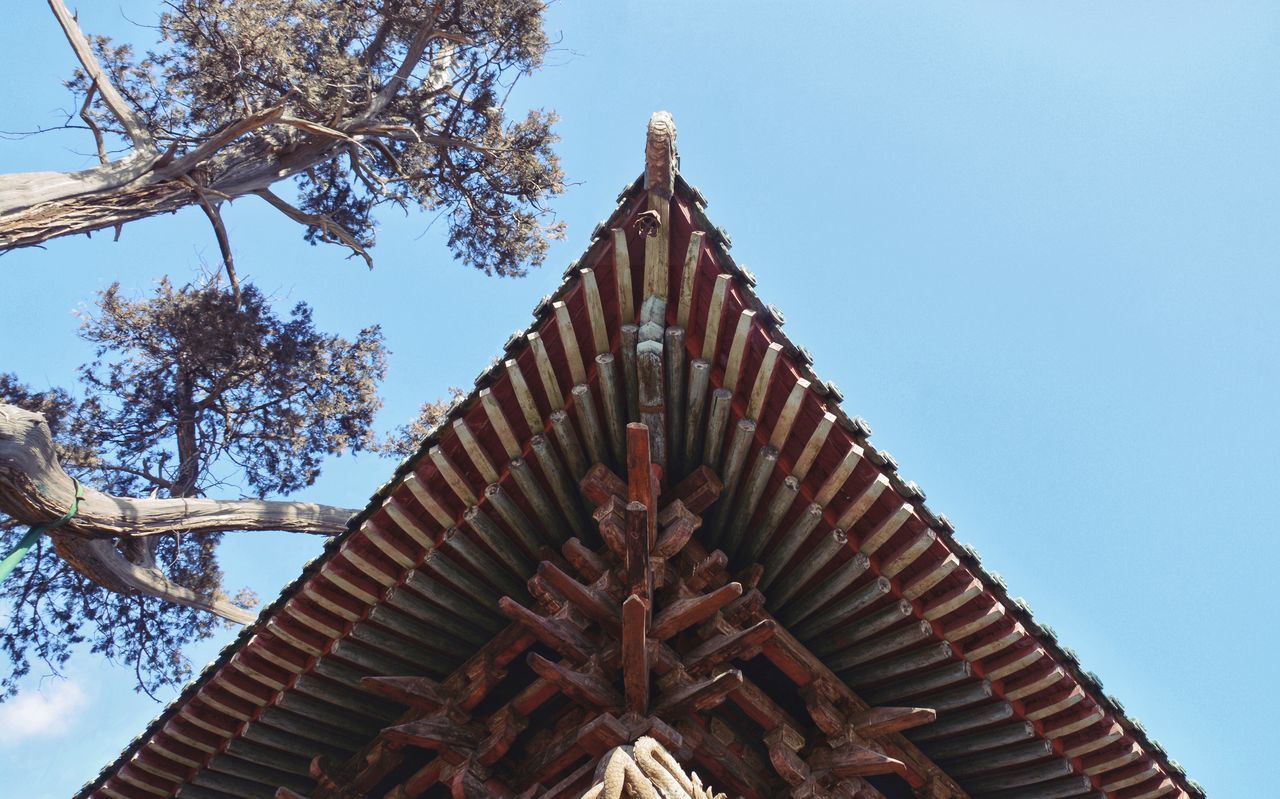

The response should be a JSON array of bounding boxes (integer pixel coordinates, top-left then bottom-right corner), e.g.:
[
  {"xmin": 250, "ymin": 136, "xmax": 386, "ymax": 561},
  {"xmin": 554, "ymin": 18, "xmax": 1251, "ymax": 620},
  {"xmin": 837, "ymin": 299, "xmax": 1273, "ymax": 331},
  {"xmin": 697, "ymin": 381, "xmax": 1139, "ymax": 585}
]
[{"xmin": 77, "ymin": 114, "xmax": 1202, "ymax": 799}]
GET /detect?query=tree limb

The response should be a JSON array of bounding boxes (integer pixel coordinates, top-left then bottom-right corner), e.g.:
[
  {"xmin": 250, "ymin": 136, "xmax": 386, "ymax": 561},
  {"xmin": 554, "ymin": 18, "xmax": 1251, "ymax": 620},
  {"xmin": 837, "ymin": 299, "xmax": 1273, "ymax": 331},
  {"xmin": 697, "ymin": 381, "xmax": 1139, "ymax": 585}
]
[
  {"xmin": 0, "ymin": 403, "xmax": 355, "ymax": 539},
  {"xmin": 185, "ymin": 178, "xmax": 240, "ymax": 306},
  {"xmin": 47, "ymin": 0, "xmax": 157, "ymax": 155},
  {"xmin": 54, "ymin": 535, "xmax": 256, "ymax": 624},
  {"xmin": 78, "ymin": 79, "xmax": 109, "ymax": 165},
  {"xmin": 255, "ymin": 188, "xmax": 373, "ymax": 268}
]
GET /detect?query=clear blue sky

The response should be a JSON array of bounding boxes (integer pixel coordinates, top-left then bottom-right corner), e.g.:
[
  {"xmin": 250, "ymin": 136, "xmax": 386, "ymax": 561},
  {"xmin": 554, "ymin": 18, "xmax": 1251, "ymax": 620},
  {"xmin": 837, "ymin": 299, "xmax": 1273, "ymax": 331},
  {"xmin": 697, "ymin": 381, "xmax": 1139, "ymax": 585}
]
[{"xmin": 2, "ymin": 2, "xmax": 1276, "ymax": 796}]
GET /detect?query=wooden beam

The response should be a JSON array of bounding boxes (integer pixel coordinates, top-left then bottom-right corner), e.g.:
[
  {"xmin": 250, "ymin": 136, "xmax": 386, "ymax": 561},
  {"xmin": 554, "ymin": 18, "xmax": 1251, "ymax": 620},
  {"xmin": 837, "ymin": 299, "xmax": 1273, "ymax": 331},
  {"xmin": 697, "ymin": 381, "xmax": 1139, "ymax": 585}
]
[
  {"xmin": 636, "ymin": 340, "xmax": 667, "ymax": 472},
  {"xmin": 508, "ymin": 455, "xmax": 568, "ymax": 545},
  {"xmin": 851, "ymin": 707, "xmax": 937, "ymax": 737},
  {"xmin": 496, "ymin": 597, "xmax": 593, "ymax": 664},
  {"xmin": 651, "ymin": 582, "xmax": 743, "ymax": 640},
  {"xmin": 620, "ymin": 324, "xmax": 640, "ymax": 423},
  {"xmin": 740, "ymin": 475, "xmax": 799, "ymax": 565},
  {"xmin": 526, "ymin": 653, "xmax": 623, "ymax": 712},
  {"xmin": 572, "ymin": 385, "xmax": 609, "ymax": 469},
  {"xmin": 595, "ymin": 353, "xmax": 628, "ymax": 464},
  {"xmin": 701, "ymin": 274, "xmax": 732, "ymax": 362},
  {"xmin": 746, "ymin": 342, "xmax": 783, "ymax": 420},
  {"xmin": 706, "ymin": 419, "xmax": 757, "ymax": 547},
  {"xmin": 622, "ymin": 594, "xmax": 649, "ymax": 714},
  {"xmin": 792, "ymin": 412, "xmax": 836, "ymax": 481},
  {"xmin": 776, "ymin": 551, "xmax": 870, "ymax": 626},
  {"xmin": 529, "ymin": 434, "xmax": 587, "ymax": 539},
  {"xmin": 759, "ymin": 502, "xmax": 823, "ymax": 591},
  {"xmin": 504, "ymin": 358, "xmax": 545, "ymax": 435},
  {"xmin": 612, "ymin": 228, "xmax": 635, "ymax": 321},
  {"xmin": 722, "ymin": 309, "xmax": 756, "ymax": 393},
  {"xmin": 549, "ymin": 409, "xmax": 588, "ymax": 479},
  {"xmin": 527, "ymin": 332, "xmax": 565, "ymax": 411},
  {"xmin": 664, "ymin": 326, "xmax": 687, "ymax": 472},
  {"xmin": 452, "ymin": 419, "xmax": 498, "ymax": 484},
  {"xmin": 702, "ymin": 388, "xmax": 734, "ymax": 468},
  {"xmin": 683, "ymin": 358, "xmax": 711, "ymax": 469},
  {"xmin": 579, "ymin": 268, "xmax": 610, "ymax": 354},
  {"xmin": 653, "ymin": 670, "xmax": 743, "ymax": 715},
  {"xmin": 676, "ymin": 231, "xmax": 704, "ymax": 328},
  {"xmin": 723, "ymin": 446, "xmax": 779, "ymax": 558}
]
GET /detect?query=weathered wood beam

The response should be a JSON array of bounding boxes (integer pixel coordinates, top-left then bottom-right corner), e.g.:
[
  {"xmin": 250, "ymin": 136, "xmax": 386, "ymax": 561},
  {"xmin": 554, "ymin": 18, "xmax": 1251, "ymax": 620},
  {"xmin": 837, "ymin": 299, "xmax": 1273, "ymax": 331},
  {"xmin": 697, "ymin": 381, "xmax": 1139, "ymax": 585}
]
[
  {"xmin": 776, "ymin": 551, "xmax": 870, "ymax": 627},
  {"xmin": 653, "ymin": 669, "xmax": 743, "ymax": 716},
  {"xmin": 572, "ymin": 384, "xmax": 610, "ymax": 468},
  {"xmin": 705, "ymin": 419, "xmax": 756, "ymax": 547},
  {"xmin": 850, "ymin": 706, "xmax": 937, "ymax": 737},
  {"xmin": 636, "ymin": 339, "xmax": 667, "ymax": 471},
  {"xmin": 740, "ymin": 475, "xmax": 799, "ymax": 565},
  {"xmin": 651, "ymin": 582, "xmax": 742, "ymax": 640},
  {"xmin": 613, "ymin": 228, "xmax": 635, "ymax": 322},
  {"xmin": 381, "ymin": 716, "xmax": 484, "ymax": 752},
  {"xmin": 484, "ymin": 483, "xmax": 543, "ymax": 558},
  {"xmin": 700, "ymin": 274, "xmax": 731, "ymax": 362},
  {"xmin": 527, "ymin": 653, "xmax": 623, "ymax": 712},
  {"xmin": 536, "ymin": 561, "xmax": 620, "ymax": 627},
  {"xmin": 549, "ymin": 409, "xmax": 588, "ymax": 480},
  {"xmin": 683, "ymin": 358, "xmax": 711, "ymax": 470},
  {"xmin": 452, "ymin": 419, "xmax": 499, "ymax": 484},
  {"xmin": 758, "ymin": 502, "xmax": 823, "ymax": 591},
  {"xmin": 595, "ymin": 354, "xmax": 628, "ymax": 464},
  {"xmin": 683, "ymin": 619, "xmax": 777, "ymax": 675},
  {"xmin": 827, "ymin": 620, "xmax": 936, "ymax": 671},
  {"xmin": 622, "ymin": 595, "xmax": 649, "ymax": 715},
  {"xmin": 529, "ymin": 434, "xmax": 588, "ymax": 539},
  {"xmin": 497, "ymin": 597, "xmax": 593, "ymax": 664},
  {"xmin": 664, "ymin": 326, "xmax": 687, "ymax": 473},
  {"xmin": 768, "ymin": 526, "xmax": 847, "ymax": 609},
  {"xmin": 580, "ymin": 268, "xmax": 610, "ymax": 355},
  {"xmin": 509, "ymin": 455, "xmax": 568, "ymax": 545},
  {"xmin": 676, "ymin": 231, "xmax": 704, "ymax": 328},
  {"xmin": 620, "ymin": 324, "xmax": 641, "ymax": 423},
  {"xmin": 528, "ymin": 332, "xmax": 566, "ymax": 411},
  {"xmin": 916, "ymin": 720, "xmax": 1036, "ymax": 760},
  {"xmin": 721, "ymin": 309, "xmax": 755, "ymax": 394},
  {"xmin": 505, "ymin": 357, "xmax": 545, "ymax": 435},
  {"xmin": 359, "ymin": 676, "xmax": 449, "ymax": 710},
  {"xmin": 723, "ymin": 446, "xmax": 779, "ymax": 559},
  {"xmin": 553, "ymin": 301, "xmax": 588, "ymax": 386},
  {"xmin": 702, "ymin": 388, "xmax": 733, "ymax": 468}
]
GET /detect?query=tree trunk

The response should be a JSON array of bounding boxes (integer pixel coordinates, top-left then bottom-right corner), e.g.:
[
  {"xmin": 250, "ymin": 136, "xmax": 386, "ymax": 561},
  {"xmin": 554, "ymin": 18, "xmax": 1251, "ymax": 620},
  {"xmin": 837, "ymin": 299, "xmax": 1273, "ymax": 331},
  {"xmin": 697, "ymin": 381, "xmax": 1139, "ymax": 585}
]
[{"xmin": 0, "ymin": 137, "xmax": 339, "ymax": 251}]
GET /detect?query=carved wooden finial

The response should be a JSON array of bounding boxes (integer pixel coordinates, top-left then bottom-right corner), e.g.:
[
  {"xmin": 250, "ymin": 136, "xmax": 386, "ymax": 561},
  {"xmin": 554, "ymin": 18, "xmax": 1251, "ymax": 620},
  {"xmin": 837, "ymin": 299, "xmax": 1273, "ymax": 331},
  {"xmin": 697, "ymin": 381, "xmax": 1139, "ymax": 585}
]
[{"xmin": 645, "ymin": 111, "xmax": 677, "ymax": 199}]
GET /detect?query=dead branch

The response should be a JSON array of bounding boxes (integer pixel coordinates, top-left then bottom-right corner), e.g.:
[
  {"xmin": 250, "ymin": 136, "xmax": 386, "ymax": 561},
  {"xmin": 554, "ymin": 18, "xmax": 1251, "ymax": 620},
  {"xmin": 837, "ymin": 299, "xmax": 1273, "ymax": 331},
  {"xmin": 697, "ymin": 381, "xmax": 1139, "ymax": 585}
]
[
  {"xmin": 189, "ymin": 185, "xmax": 240, "ymax": 307},
  {"xmin": 47, "ymin": 0, "xmax": 156, "ymax": 155},
  {"xmin": 78, "ymin": 79, "xmax": 108, "ymax": 164},
  {"xmin": 255, "ymin": 188, "xmax": 374, "ymax": 268},
  {"xmin": 0, "ymin": 402, "xmax": 355, "ymax": 539}
]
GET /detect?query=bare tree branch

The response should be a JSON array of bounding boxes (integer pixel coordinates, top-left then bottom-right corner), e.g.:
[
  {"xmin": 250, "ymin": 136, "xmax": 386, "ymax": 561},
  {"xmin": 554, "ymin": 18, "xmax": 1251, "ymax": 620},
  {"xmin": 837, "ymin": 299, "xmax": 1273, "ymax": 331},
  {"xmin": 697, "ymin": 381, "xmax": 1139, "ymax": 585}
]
[
  {"xmin": 78, "ymin": 79, "xmax": 109, "ymax": 164},
  {"xmin": 185, "ymin": 178, "xmax": 240, "ymax": 306},
  {"xmin": 0, "ymin": 403, "xmax": 355, "ymax": 539},
  {"xmin": 47, "ymin": 0, "xmax": 157, "ymax": 155},
  {"xmin": 255, "ymin": 188, "xmax": 373, "ymax": 268}
]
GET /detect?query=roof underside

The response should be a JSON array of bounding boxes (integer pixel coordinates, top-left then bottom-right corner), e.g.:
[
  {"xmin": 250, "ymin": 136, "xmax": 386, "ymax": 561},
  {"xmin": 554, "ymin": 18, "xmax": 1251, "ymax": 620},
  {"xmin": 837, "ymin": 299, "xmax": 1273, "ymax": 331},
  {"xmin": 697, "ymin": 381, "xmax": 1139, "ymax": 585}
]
[{"xmin": 78, "ymin": 116, "xmax": 1201, "ymax": 799}]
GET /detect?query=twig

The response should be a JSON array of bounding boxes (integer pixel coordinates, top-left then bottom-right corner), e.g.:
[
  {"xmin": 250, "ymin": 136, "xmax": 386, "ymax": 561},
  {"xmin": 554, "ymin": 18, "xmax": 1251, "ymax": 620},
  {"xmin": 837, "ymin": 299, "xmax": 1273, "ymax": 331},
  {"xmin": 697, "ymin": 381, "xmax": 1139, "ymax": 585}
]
[
  {"xmin": 48, "ymin": 0, "xmax": 156, "ymax": 155},
  {"xmin": 255, "ymin": 188, "xmax": 374, "ymax": 268}
]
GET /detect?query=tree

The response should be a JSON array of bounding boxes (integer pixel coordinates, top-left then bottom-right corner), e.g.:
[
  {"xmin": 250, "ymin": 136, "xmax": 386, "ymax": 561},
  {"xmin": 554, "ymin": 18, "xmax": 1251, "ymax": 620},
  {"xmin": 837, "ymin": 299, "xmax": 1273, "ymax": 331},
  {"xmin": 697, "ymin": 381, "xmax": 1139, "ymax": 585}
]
[
  {"xmin": 0, "ymin": 0, "xmax": 563, "ymax": 698},
  {"xmin": 0, "ymin": 0, "xmax": 564, "ymax": 286}
]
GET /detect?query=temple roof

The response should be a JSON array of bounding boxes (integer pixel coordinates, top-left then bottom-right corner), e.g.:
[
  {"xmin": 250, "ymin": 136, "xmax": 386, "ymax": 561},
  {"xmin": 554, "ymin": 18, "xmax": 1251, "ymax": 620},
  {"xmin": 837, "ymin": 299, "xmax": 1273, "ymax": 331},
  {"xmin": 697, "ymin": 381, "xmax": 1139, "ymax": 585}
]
[{"xmin": 77, "ymin": 113, "xmax": 1201, "ymax": 799}]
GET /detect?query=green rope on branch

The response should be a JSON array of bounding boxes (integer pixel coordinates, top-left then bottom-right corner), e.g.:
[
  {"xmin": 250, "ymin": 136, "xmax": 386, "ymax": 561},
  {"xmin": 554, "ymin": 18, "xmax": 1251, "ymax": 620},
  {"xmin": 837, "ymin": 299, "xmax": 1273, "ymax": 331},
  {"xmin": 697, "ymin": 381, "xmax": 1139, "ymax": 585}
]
[{"xmin": 0, "ymin": 478, "xmax": 84, "ymax": 585}]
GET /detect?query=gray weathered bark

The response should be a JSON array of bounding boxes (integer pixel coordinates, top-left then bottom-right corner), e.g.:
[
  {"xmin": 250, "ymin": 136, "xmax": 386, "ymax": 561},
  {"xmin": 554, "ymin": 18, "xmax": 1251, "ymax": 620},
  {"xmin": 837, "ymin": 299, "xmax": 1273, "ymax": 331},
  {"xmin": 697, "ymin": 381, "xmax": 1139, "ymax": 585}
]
[{"xmin": 0, "ymin": 403, "xmax": 355, "ymax": 623}]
